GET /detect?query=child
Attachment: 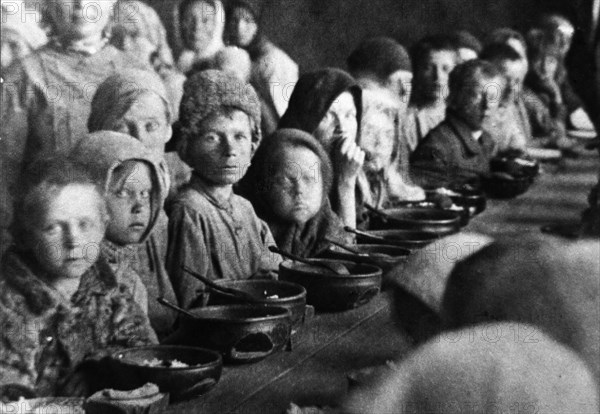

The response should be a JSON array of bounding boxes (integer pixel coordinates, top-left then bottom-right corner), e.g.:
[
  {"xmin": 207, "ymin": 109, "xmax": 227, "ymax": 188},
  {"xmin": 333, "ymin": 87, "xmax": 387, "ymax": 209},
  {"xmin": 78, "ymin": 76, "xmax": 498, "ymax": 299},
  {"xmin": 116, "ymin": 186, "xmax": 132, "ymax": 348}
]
[
  {"xmin": 279, "ymin": 68, "xmax": 366, "ymax": 228},
  {"xmin": 240, "ymin": 128, "xmax": 350, "ymax": 257},
  {"xmin": 225, "ymin": 0, "xmax": 299, "ymax": 135},
  {"xmin": 359, "ymin": 90, "xmax": 425, "ymax": 207},
  {"xmin": 0, "ymin": 158, "xmax": 156, "ymax": 397},
  {"xmin": 174, "ymin": 0, "xmax": 226, "ymax": 74},
  {"xmin": 71, "ymin": 131, "xmax": 178, "ymax": 339},
  {"xmin": 168, "ymin": 70, "xmax": 280, "ymax": 309},
  {"xmin": 88, "ymin": 68, "xmax": 192, "ymax": 196},
  {"xmin": 480, "ymin": 43, "xmax": 531, "ymax": 155},
  {"xmin": 404, "ymin": 35, "xmax": 459, "ymax": 151},
  {"xmin": 450, "ymin": 30, "xmax": 482, "ymax": 63},
  {"xmin": 411, "ymin": 60, "xmax": 503, "ymax": 189}
]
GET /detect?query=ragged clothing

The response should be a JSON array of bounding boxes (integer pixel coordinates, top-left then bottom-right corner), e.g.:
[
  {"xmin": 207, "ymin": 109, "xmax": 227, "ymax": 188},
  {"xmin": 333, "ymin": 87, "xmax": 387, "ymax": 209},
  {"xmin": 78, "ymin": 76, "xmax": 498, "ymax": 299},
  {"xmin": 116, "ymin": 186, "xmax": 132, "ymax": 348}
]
[
  {"xmin": 167, "ymin": 174, "xmax": 281, "ymax": 309},
  {"xmin": 0, "ymin": 249, "xmax": 157, "ymax": 397},
  {"xmin": 0, "ymin": 43, "xmax": 147, "ymax": 254},
  {"xmin": 70, "ymin": 132, "xmax": 179, "ymax": 338},
  {"xmin": 410, "ymin": 112, "xmax": 495, "ymax": 189}
]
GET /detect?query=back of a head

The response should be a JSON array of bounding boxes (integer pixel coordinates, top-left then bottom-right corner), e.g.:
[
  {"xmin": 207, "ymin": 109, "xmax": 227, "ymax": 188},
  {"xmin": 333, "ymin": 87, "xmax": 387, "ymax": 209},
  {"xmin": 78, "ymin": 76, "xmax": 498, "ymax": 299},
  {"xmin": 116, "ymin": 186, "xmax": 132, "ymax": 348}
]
[
  {"xmin": 442, "ymin": 236, "xmax": 600, "ymax": 379},
  {"xmin": 347, "ymin": 37, "xmax": 412, "ymax": 81},
  {"xmin": 480, "ymin": 42, "xmax": 523, "ymax": 65},
  {"xmin": 447, "ymin": 59, "xmax": 501, "ymax": 104},
  {"xmin": 344, "ymin": 323, "xmax": 599, "ymax": 413}
]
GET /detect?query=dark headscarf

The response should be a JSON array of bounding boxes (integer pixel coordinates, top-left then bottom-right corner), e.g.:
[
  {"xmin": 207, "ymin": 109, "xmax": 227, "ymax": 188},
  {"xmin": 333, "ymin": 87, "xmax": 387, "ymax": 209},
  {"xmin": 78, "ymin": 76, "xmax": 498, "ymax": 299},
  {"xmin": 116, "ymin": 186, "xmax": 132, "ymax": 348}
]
[
  {"xmin": 278, "ymin": 68, "xmax": 363, "ymax": 136},
  {"xmin": 225, "ymin": 0, "xmax": 269, "ymax": 61},
  {"xmin": 347, "ymin": 37, "xmax": 412, "ymax": 79},
  {"xmin": 240, "ymin": 128, "xmax": 345, "ymax": 257}
]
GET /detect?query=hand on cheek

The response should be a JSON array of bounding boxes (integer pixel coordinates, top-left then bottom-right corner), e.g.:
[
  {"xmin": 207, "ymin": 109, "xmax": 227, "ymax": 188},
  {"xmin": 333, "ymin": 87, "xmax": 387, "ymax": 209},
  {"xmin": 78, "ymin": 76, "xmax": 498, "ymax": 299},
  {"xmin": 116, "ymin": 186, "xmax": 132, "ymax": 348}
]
[{"xmin": 334, "ymin": 138, "xmax": 365, "ymax": 185}]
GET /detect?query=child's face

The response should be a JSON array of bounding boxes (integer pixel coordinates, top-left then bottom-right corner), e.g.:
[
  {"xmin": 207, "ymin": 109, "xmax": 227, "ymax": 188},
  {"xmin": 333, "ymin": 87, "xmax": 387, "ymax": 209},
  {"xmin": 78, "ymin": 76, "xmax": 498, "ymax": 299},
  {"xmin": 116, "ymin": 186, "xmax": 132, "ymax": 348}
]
[
  {"xmin": 183, "ymin": 0, "xmax": 218, "ymax": 53},
  {"xmin": 314, "ymin": 92, "xmax": 358, "ymax": 150},
  {"xmin": 269, "ymin": 147, "xmax": 323, "ymax": 225},
  {"xmin": 105, "ymin": 162, "xmax": 153, "ymax": 245},
  {"xmin": 48, "ymin": 0, "xmax": 116, "ymax": 41},
  {"xmin": 539, "ymin": 56, "xmax": 559, "ymax": 80},
  {"xmin": 228, "ymin": 7, "xmax": 258, "ymax": 48},
  {"xmin": 361, "ymin": 112, "xmax": 395, "ymax": 173},
  {"xmin": 500, "ymin": 59, "xmax": 527, "ymax": 99},
  {"xmin": 454, "ymin": 73, "xmax": 504, "ymax": 131},
  {"xmin": 112, "ymin": 92, "xmax": 172, "ymax": 152},
  {"xmin": 187, "ymin": 109, "xmax": 254, "ymax": 186},
  {"xmin": 419, "ymin": 50, "xmax": 457, "ymax": 102},
  {"xmin": 29, "ymin": 184, "xmax": 106, "ymax": 280}
]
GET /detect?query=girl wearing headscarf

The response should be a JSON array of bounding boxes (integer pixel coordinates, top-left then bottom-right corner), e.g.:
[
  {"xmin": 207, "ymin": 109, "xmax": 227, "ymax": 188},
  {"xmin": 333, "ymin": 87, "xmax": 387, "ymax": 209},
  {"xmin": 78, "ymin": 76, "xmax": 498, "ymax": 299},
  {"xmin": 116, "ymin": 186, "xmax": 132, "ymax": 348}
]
[
  {"xmin": 279, "ymin": 68, "xmax": 366, "ymax": 229},
  {"xmin": 71, "ymin": 132, "xmax": 178, "ymax": 340},
  {"xmin": 0, "ymin": 0, "xmax": 148, "ymax": 254},
  {"xmin": 172, "ymin": 0, "xmax": 226, "ymax": 74},
  {"xmin": 240, "ymin": 129, "xmax": 350, "ymax": 258},
  {"xmin": 87, "ymin": 68, "xmax": 192, "ymax": 196},
  {"xmin": 226, "ymin": 0, "xmax": 299, "ymax": 135},
  {"xmin": 111, "ymin": 0, "xmax": 186, "ymax": 120}
]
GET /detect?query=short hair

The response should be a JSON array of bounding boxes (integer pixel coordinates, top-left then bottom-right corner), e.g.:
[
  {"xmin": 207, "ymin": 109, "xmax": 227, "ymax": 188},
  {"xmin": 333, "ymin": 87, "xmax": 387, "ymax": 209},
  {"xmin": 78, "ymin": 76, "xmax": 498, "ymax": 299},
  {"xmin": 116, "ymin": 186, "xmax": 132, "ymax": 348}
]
[
  {"xmin": 448, "ymin": 60, "xmax": 503, "ymax": 103},
  {"xmin": 537, "ymin": 13, "xmax": 574, "ymax": 35},
  {"xmin": 411, "ymin": 34, "xmax": 458, "ymax": 73},
  {"xmin": 450, "ymin": 30, "xmax": 483, "ymax": 54},
  {"xmin": 484, "ymin": 28, "xmax": 527, "ymax": 53},
  {"xmin": 480, "ymin": 43, "xmax": 523, "ymax": 63},
  {"xmin": 11, "ymin": 157, "xmax": 106, "ymax": 249}
]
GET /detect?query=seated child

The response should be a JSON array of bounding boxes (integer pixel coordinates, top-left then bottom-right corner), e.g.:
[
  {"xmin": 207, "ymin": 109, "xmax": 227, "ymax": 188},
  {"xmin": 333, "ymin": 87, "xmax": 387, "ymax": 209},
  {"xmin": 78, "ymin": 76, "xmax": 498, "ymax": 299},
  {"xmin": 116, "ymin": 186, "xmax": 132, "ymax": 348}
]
[
  {"xmin": 71, "ymin": 131, "xmax": 178, "ymax": 339},
  {"xmin": 168, "ymin": 70, "xmax": 280, "ymax": 308},
  {"xmin": 0, "ymin": 158, "xmax": 156, "ymax": 398},
  {"xmin": 403, "ymin": 35, "xmax": 459, "ymax": 151},
  {"xmin": 411, "ymin": 60, "xmax": 504, "ymax": 189},
  {"xmin": 484, "ymin": 27, "xmax": 528, "ymax": 61},
  {"xmin": 279, "ymin": 68, "xmax": 366, "ymax": 228},
  {"xmin": 480, "ymin": 43, "xmax": 531, "ymax": 155},
  {"xmin": 88, "ymin": 68, "xmax": 192, "ymax": 196},
  {"xmin": 359, "ymin": 89, "xmax": 425, "ymax": 207},
  {"xmin": 536, "ymin": 14, "xmax": 595, "ymax": 131},
  {"xmin": 240, "ymin": 128, "xmax": 351, "ymax": 258},
  {"xmin": 450, "ymin": 30, "xmax": 482, "ymax": 63}
]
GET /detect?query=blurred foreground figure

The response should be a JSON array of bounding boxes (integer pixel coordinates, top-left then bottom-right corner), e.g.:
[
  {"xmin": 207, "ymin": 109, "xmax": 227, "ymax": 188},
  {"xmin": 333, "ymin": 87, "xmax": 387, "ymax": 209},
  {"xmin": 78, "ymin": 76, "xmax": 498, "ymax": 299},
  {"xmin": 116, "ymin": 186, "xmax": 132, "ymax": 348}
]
[{"xmin": 344, "ymin": 323, "xmax": 599, "ymax": 414}]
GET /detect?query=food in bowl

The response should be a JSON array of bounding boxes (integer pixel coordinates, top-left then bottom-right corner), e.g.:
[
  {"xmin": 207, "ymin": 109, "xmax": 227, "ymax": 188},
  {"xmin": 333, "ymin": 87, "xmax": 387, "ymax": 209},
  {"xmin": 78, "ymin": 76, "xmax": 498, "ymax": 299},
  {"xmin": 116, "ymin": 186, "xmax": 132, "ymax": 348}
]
[{"xmin": 141, "ymin": 358, "xmax": 192, "ymax": 368}]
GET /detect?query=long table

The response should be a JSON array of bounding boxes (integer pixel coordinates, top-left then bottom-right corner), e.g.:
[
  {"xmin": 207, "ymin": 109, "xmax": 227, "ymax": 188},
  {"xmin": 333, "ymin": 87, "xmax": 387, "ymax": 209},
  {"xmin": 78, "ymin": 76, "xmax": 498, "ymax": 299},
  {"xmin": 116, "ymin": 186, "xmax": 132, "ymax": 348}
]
[{"xmin": 169, "ymin": 150, "xmax": 599, "ymax": 414}]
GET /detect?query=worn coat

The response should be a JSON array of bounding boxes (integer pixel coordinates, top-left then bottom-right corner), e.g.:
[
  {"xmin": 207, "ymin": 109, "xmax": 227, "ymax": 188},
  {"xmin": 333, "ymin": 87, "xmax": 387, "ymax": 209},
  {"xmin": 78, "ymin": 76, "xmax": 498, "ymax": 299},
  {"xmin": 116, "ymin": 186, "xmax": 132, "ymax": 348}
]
[
  {"xmin": 0, "ymin": 249, "xmax": 157, "ymax": 397},
  {"xmin": 167, "ymin": 175, "xmax": 281, "ymax": 309},
  {"xmin": 410, "ymin": 113, "xmax": 495, "ymax": 189}
]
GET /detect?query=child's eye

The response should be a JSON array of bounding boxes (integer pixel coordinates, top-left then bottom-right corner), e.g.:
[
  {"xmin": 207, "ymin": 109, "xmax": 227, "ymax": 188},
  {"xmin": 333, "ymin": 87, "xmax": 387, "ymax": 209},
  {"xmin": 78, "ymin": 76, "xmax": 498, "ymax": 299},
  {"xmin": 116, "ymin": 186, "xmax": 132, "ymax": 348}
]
[
  {"xmin": 235, "ymin": 133, "xmax": 249, "ymax": 141},
  {"xmin": 140, "ymin": 190, "xmax": 151, "ymax": 199},
  {"xmin": 116, "ymin": 189, "xmax": 130, "ymax": 198},
  {"xmin": 79, "ymin": 219, "xmax": 95, "ymax": 232},
  {"xmin": 202, "ymin": 133, "xmax": 219, "ymax": 144},
  {"xmin": 43, "ymin": 223, "xmax": 62, "ymax": 235},
  {"xmin": 113, "ymin": 122, "xmax": 129, "ymax": 134}
]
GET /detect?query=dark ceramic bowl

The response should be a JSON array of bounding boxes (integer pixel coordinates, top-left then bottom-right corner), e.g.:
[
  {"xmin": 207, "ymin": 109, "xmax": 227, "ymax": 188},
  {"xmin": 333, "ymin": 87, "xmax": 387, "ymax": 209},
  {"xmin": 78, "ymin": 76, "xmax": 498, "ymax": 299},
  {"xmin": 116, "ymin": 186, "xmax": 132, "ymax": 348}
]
[
  {"xmin": 356, "ymin": 229, "xmax": 439, "ymax": 250},
  {"xmin": 110, "ymin": 346, "xmax": 222, "ymax": 402},
  {"xmin": 177, "ymin": 305, "xmax": 292, "ymax": 364},
  {"xmin": 369, "ymin": 207, "xmax": 462, "ymax": 236},
  {"xmin": 207, "ymin": 280, "xmax": 307, "ymax": 332},
  {"xmin": 482, "ymin": 173, "xmax": 534, "ymax": 199},
  {"xmin": 318, "ymin": 244, "xmax": 410, "ymax": 274},
  {"xmin": 278, "ymin": 259, "xmax": 382, "ymax": 311}
]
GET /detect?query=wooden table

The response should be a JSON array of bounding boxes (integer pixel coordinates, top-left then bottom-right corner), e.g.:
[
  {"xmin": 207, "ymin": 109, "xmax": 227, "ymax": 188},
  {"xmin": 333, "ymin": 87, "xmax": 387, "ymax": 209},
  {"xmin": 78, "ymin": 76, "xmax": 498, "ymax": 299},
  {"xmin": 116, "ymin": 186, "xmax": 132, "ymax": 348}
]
[
  {"xmin": 168, "ymin": 150, "xmax": 599, "ymax": 414},
  {"xmin": 167, "ymin": 291, "xmax": 413, "ymax": 414}
]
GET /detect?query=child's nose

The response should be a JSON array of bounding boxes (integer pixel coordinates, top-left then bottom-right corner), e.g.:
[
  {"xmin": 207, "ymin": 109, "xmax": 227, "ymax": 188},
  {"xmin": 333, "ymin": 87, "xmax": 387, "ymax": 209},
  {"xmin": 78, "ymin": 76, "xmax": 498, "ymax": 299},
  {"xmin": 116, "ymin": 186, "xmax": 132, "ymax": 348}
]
[{"xmin": 221, "ymin": 135, "xmax": 238, "ymax": 156}]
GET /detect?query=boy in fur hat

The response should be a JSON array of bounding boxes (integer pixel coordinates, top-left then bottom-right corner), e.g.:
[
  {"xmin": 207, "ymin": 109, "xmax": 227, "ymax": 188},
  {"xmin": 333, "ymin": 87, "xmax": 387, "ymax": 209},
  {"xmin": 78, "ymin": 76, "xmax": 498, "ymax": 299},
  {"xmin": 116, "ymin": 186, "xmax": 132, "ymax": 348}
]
[{"xmin": 167, "ymin": 70, "xmax": 281, "ymax": 309}]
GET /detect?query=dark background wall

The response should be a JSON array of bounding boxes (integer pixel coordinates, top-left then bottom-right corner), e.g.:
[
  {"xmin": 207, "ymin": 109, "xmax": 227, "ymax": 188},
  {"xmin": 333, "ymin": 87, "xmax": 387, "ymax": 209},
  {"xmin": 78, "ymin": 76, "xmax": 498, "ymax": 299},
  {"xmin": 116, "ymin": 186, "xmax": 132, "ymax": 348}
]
[{"xmin": 150, "ymin": 0, "xmax": 564, "ymax": 72}]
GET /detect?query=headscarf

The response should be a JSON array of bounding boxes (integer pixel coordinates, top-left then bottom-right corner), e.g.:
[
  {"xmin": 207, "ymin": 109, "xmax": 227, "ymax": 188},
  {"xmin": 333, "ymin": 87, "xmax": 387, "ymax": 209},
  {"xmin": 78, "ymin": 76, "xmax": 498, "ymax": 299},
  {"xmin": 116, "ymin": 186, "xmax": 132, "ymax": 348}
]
[
  {"xmin": 240, "ymin": 128, "xmax": 345, "ymax": 257},
  {"xmin": 225, "ymin": 0, "xmax": 269, "ymax": 61},
  {"xmin": 111, "ymin": 0, "xmax": 175, "ymax": 66},
  {"xmin": 176, "ymin": 69, "xmax": 262, "ymax": 165},
  {"xmin": 279, "ymin": 68, "xmax": 363, "ymax": 136},
  {"xmin": 173, "ymin": 0, "xmax": 226, "ymax": 71},
  {"xmin": 442, "ymin": 236, "xmax": 600, "ymax": 380},
  {"xmin": 344, "ymin": 323, "xmax": 599, "ymax": 414},
  {"xmin": 70, "ymin": 131, "xmax": 166, "ymax": 244},
  {"xmin": 347, "ymin": 37, "xmax": 412, "ymax": 80},
  {"xmin": 88, "ymin": 68, "xmax": 172, "ymax": 133}
]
